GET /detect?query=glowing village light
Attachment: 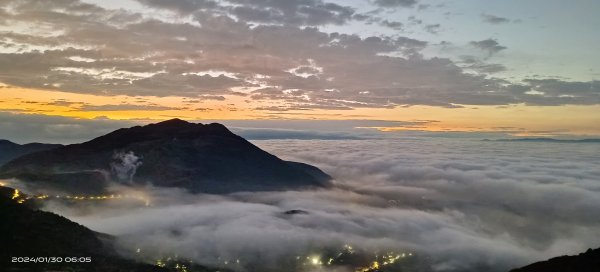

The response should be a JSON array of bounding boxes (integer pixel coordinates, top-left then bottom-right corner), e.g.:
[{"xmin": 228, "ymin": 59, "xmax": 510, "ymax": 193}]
[
  {"xmin": 7, "ymin": 187, "xmax": 151, "ymax": 206},
  {"xmin": 353, "ymin": 249, "xmax": 413, "ymax": 272},
  {"xmin": 11, "ymin": 189, "xmax": 20, "ymax": 200},
  {"xmin": 344, "ymin": 244, "xmax": 354, "ymax": 253}
]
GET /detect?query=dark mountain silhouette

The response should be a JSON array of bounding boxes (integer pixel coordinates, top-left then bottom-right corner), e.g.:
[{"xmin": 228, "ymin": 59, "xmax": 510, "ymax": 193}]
[
  {"xmin": 510, "ymin": 248, "xmax": 600, "ymax": 272},
  {"xmin": 0, "ymin": 139, "xmax": 62, "ymax": 166},
  {"xmin": 0, "ymin": 186, "xmax": 162, "ymax": 272},
  {"xmin": 0, "ymin": 119, "xmax": 330, "ymax": 194},
  {"xmin": 0, "ymin": 186, "xmax": 228, "ymax": 272}
]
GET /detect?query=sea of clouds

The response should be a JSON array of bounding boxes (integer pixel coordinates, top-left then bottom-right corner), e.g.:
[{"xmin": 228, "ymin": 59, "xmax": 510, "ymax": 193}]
[{"xmin": 47, "ymin": 137, "xmax": 600, "ymax": 272}]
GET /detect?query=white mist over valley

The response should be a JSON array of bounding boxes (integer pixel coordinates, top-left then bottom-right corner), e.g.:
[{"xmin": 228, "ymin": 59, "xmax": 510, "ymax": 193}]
[{"xmin": 32, "ymin": 137, "xmax": 600, "ymax": 272}]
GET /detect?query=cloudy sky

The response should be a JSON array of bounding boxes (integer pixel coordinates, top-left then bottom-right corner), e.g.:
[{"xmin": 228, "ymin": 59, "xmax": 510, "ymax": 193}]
[{"xmin": 1, "ymin": 0, "xmax": 599, "ymax": 142}]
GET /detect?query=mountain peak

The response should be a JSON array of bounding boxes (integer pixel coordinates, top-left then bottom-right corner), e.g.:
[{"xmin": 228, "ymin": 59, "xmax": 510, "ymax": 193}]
[
  {"xmin": 154, "ymin": 118, "xmax": 192, "ymax": 126},
  {"xmin": 145, "ymin": 119, "xmax": 230, "ymax": 134},
  {"xmin": 0, "ymin": 121, "xmax": 331, "ymax": 194}
]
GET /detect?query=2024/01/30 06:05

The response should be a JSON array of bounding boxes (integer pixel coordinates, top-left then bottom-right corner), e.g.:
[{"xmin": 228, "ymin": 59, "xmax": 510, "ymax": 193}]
[{"xmin": 12, "ymin": 257, "xmax": 92, "ymax": 263}]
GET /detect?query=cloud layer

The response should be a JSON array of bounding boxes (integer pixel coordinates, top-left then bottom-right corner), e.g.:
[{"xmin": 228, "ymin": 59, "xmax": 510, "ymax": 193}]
[
  {"xmin": 43, "ymin": 137, "xmax": 600, "ymax": 272},
  {"xmin": 0, "ymin": 0, "xmax": 598, "ymax": 111}
]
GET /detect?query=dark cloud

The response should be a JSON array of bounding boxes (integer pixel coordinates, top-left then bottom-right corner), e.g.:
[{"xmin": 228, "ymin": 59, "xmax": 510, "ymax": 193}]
[
  {"xmin": 138, "ymin": 0, "xmax": 355, "ymax": 26},
  {"xmin": 227, "ymin": 0, "xmax": 355, "ymax": 26},
  {"xmin": 77, "ymin": 104, "xmax": 182, "ymax": 111},
  {"xmin": 424, "ymin": 23, "xmax": 441, "ymax": 34},
  {"xmin": 417, "ymin": 4, "xmax": 430, "ymax": 10},
  {"xmin": 481, "ymin": 13, "xmax": 510, "ymax": 24},
  {"xmin": 380, "ymin": 19, "xmax": 403, "ymax": 30},
  {"xmin": 408, "ymin": 15, "xmax": 422, "ymax": 25},
  {"xmin": 372, "ymin": 0, "xmax": 418, "ymax": 8},
  {"xmin": 352, "ymin": 12, "xmax": 371, "ymax": 21},
  {"xmin": 459, "ymin": 55, "xmax": 507, "ymax": 74},
  {"xmin": 469, "ymin": 38, "xmax": 507, "ymax": 57},
  {"xmin": 515, "ymin": 79, "xmax": 600, "ymax": 106},
  {"xmin": 467, "ymin": 63, "xmax": 507, "ymax": 74},
  {"xmin": 131, "ymin": 73, "xmax": 248, "ymax": 96},
  {"xmin": 136, "ymin": 0, "xmax": 219, "ymax": 14}
]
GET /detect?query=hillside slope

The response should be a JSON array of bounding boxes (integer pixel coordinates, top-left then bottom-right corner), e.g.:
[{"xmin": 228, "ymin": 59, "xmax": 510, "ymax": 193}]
[
  {"xmin": 0, "ymin": 139, "xmax": 61, "ymax": 166},
  {"xmin": 510, "ymin": 248, "xmax": 600, "ymax": 272},
  {"xmin": 0, "ymin": 119, "xmax": 330, "ymax": 194}
]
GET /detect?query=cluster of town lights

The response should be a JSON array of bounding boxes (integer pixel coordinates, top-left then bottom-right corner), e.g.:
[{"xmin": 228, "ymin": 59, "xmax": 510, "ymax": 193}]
[
  {"xmin": 146, "ymin": 244, "xmax": 413, "ymax": 272},
  {"xmin": 5, "ymin": 186, "xmax": 150, "ymax": 206},
  {"xmin": 299, "ymin": 245, "xmax": 413, "ymax": 272}
]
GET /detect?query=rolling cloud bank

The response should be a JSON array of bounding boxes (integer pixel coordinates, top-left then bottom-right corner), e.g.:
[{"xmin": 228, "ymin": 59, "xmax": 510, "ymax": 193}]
[{"xmin": 37, "ymin": 138, "xmax": 600, "ymax": 272}]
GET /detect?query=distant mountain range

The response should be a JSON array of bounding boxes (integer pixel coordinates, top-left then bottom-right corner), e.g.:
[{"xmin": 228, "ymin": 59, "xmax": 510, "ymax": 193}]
[
  {"xmin": 0, "ymin": 140, "xmax": 61, "ymax": 166},
  {"xmin": 485, "ymin": 138, "xmax": 600, "ymax": 143},
  {"xmin": 0, "ymin": 119, "xmax": 330, "ymax": 194},
  {"xmin": 510, "ymin": 248, "xmax": 600, "ymax": 272}
]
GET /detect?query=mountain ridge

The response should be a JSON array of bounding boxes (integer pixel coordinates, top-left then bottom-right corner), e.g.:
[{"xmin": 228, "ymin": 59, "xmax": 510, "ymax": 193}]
[
  {"xmin": 0, "ymin": 119, "xmax": 331, "ymax": 194},
  {"xmin": 510, "ymin": 247, "xmax": 600, "ymax": 272},
  {"xmin": 0, "ymin": 139, "xmax": 62, "ymax": 166}
]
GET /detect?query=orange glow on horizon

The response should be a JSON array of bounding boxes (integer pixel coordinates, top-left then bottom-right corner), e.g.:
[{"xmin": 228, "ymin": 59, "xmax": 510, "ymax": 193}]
[{"xmin": 1, "ymin": 85, "xmax": 600, "ymax": 136}]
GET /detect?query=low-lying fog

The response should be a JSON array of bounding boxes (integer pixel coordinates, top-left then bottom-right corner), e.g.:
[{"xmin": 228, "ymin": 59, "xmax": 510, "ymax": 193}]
[{"xmin": 41, "ymin": 138, "xmax": 600, "ymax": 271}]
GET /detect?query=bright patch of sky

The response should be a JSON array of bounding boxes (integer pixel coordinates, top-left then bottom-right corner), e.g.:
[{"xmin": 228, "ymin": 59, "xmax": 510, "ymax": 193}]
[{"xmin": 323, "ymin": 0, "xmax": 600, "ymax": 82}]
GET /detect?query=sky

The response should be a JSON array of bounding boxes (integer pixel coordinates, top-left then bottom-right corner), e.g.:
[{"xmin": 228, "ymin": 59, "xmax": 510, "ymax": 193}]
[{"xmin": 0, "ymin": 0, "xmax": 599, "ymax": 142}]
